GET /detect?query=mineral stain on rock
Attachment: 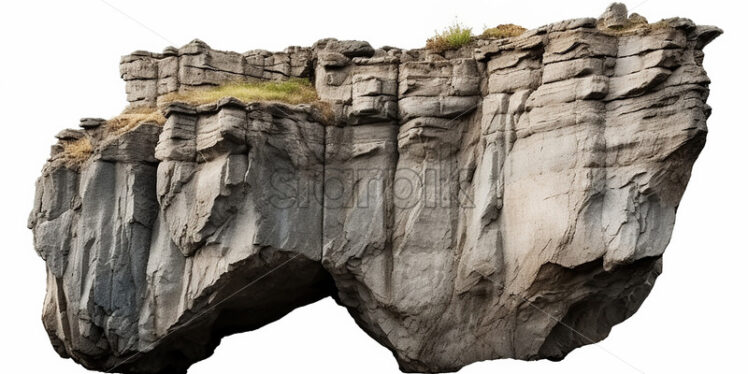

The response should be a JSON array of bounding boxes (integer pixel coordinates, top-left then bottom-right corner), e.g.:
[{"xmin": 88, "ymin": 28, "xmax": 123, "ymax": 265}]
[{"xmin": 28, "ymin": 4, "xmax": 720, "ymax": 373}]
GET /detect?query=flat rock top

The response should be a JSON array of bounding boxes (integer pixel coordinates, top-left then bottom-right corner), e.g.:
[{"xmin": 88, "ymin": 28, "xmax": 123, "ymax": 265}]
[{"xmin": 29, "ymin": 3, "xmax": 720, "ymax": 374}]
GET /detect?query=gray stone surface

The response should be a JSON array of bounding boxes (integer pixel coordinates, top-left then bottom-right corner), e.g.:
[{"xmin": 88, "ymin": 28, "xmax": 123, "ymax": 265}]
[
  {"xmin": 29, "ymin": 5, "xmax": 720, "ymax": 374},
  {"xmin": 120, "ymin": 39, "xmax": 313, "ymax": 107},
  {"xmin": 600, "ymin": 2, "xmax": 629, "ymax": 29}
]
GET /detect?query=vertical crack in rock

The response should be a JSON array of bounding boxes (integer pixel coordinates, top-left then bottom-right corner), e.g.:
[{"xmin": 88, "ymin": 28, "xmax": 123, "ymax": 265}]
[
  {"xmin": 30, "ymin": 100, "xmax": 336, "ymax": 373},
  {"xmin": 29, "ymin": 4, "xmax": 720, "ymax": 373}
]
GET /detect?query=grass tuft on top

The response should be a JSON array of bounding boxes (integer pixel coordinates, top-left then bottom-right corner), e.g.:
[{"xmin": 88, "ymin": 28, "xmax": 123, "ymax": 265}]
[
  {"xmin": 480, "ymin": 24, "xmax": 527, "ymax": 39},
  {"xmin": 158, "ymin": 78, "xmax": 319, "ymax": 107},
  {"xmin": 598, "ymin": 14, "xmax": 673, "ymax": 36},
  {"xmin": 61, "ymin": 137, "xmax": 93, "ymax": 166},
  {"xmin": 106, "ymin": 106, "xmax": 167, "ymax": 134},
  {"xmin": 426, "ymin": 22, "xmax": 474, "ymax": 53}
]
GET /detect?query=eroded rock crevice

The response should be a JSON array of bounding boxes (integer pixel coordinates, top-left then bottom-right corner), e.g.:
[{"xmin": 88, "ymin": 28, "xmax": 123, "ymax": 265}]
[{"xmin": 29, "ymin": 4, "xmax": 719, "ymax": 373}]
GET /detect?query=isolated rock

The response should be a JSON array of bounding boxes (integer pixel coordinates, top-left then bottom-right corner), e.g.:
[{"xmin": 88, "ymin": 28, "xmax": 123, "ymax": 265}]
[
  {"xmin": 29, "ymin": 5, "xmax": 720, "ymax": 374},
  {"xmin": 600, "ymin": 2, "xmax": 629, "ymax": 29}
]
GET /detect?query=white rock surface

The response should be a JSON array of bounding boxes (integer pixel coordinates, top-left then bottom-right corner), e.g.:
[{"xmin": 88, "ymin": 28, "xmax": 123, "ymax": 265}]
[{"xmin": 29, "ymin": 5, "xmax": 720, "ymax": 373}]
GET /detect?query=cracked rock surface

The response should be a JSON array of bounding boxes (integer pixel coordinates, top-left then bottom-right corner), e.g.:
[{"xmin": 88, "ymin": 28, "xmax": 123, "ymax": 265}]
[{"xmin": 29, "ymin": 4, "xmax": 720, "ymax": 373}]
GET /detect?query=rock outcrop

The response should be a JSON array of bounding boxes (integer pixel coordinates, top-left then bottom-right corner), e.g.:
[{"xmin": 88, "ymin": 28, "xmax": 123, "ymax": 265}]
[{"xmin": 29, "ymin": 4, "xmax": 720, "ymax": 373}]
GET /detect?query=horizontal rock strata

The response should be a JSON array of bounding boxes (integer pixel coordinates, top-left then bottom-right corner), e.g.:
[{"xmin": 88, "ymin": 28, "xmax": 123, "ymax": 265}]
[{"xmin": 29, "ymin": 4, "xmax": 720, "ymax": 373}]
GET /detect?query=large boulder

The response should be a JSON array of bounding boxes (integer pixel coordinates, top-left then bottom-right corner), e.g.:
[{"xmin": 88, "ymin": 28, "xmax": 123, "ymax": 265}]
[{"xmin": 29, "ymin": 5, "xmax": 720, "ymax": 373}]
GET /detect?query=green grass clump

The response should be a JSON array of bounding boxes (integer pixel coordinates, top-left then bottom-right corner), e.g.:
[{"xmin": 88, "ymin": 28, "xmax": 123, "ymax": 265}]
[
  {"xmin": 159, "ymin": 78, "xmax": 319, "ymax": 106},
  {"xmin": 426, "ymin": 22, "xmax": 474, "ymax": 53},
  {"xmin": 480, "ymin": 24, "xmax": 526, "ymax": 39}
]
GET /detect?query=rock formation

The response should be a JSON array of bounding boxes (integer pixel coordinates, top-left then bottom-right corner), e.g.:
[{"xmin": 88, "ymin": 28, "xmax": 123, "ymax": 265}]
[{"xmin": 28, "ymin": 4, "xmax": 720, "ymax": 373}]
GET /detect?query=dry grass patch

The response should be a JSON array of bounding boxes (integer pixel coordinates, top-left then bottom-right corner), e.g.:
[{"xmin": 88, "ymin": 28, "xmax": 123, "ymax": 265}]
[
  {"xmin": 426, "ymin": 22, "xmax": 474, "ymax": 53},
  {"xmin": 61, "ymin": 137, "xmax": 93, "ymax": 166},
  {"xmin": 159, "ymin": 78, "xmax": 319, "ymax": 106},
  {"xmin": 648, "ymin": 20, "xmax": 675, "ymax": 31},
  {"xmin": 311, "ymin": 101, "xmax": 336, "ymax": 126},
  {"xmin": 106, "ymin": 106, "xmax": 166, "ymax": 134},
  {"xmin": 480, "ymin": 24, "xmax": 526, "ymax": 39},
  {"xmin": 598, "ymin": 15, "xmax": 673, "ymax": 36}
]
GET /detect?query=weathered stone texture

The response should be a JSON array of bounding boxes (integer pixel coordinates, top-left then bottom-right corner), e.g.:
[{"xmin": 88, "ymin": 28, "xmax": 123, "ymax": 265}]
[
  {"xmin": 30, "ymin": 5, "xmax": 720, "ymax": 373},
  {"xmin": 121, "ymin": 40, "xmax": 313, "ymax": 107}
]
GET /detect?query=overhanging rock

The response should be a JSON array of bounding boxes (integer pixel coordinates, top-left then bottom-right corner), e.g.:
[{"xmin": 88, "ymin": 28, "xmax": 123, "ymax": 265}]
[{"xmin": 29, "ymin": 4, "xmax": 720, "ymax": 373}]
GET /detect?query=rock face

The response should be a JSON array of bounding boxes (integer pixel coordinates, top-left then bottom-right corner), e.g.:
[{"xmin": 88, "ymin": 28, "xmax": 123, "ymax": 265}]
[
  {"xmin": 29, "ymin": 5, "xmax": 720, "ymax": 373},
  {"xmin": 120, "ymin": 40, "xmax": 312, "ymax": 107}
]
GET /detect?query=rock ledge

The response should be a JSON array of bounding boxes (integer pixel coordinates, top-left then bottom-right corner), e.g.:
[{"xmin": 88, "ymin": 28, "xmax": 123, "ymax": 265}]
[{"xmin": 29, "ymin": 4, "xmax": 720, "ymax": 373}]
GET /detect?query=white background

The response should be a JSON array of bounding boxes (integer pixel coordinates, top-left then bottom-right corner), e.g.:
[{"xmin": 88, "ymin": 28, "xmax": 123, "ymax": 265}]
[{"xmin": 0, "ymin": 0, "xmax": 744, "ymax": 373}]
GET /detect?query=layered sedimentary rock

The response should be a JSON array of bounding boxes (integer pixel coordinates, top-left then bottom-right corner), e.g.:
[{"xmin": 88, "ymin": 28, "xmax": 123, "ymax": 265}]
[
  {"xmin": 120, "ymin": 40, "xmax": 312, "ymax": 107},
  {"xmin": 29, "ymin": 4, "xmax": 720, "ymax": 373}
]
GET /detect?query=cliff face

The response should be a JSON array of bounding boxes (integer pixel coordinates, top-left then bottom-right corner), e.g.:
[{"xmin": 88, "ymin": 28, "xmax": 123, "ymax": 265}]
[{"xmin": 28, "ymin": 4, "xmax": 720, "ymax": 373}]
